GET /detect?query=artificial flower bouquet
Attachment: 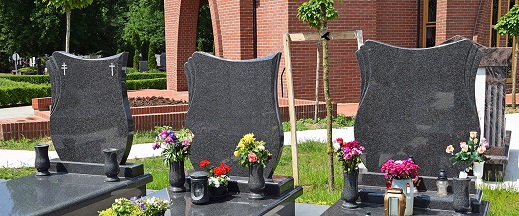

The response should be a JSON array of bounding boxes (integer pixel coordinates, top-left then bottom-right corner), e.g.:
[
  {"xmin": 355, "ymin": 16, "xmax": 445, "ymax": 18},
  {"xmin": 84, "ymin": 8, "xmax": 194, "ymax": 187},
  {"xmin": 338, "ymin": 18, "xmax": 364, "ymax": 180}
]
[
  {"xmin": 152, "ymin": 126, "xmax": 194, "ymax": 164},
  {"xmin": 234, "ymin": 133, "xmax": 272, "ymax": 167},
  {"xmin": 98, "ymin": 196, "xmax": 170, "ymax": 216},
  {"xmin": 200, "ymin": 160, "xmax": 231, "ymax": 188},
  {"xmin": 380, "ymin": 159, "xmax": 420, "ymax": 180},
  {"xmin": 446, "ymin": 131, "xmax": 488, "ymax": 165},
  {"xmin": 333, "ymin": 138, "xmax": 365, "ymax": 173}
]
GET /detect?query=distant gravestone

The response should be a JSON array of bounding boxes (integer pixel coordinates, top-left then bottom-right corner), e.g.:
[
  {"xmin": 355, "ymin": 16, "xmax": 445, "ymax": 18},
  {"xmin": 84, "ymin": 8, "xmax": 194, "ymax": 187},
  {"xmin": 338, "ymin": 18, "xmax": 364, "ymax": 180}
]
[
  {"xmin": 160, "ymin": 53, "xmax": 166, "ymax": 66},
  {"xmin": 185, "ymin": 52, "xmax": 283, "ymax": 178},
  {"xmin": 139, "ymin": 61, "xmax": 148, "ymax": 72},
  {"xmin": 47, "ymin": 52, "xmax": 133, "ymax": 164},
  {"xmin": 355, "ymin": 40, "xmax": 482, "ymax": 178}
]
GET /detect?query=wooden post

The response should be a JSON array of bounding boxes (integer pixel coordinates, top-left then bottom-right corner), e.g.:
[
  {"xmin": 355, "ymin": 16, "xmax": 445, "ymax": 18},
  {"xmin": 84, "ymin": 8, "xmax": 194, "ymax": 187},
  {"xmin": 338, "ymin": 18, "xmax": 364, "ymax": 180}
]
[{"xmin": 283, "ymin": 33, "xmax": 299, "ymax": 185}]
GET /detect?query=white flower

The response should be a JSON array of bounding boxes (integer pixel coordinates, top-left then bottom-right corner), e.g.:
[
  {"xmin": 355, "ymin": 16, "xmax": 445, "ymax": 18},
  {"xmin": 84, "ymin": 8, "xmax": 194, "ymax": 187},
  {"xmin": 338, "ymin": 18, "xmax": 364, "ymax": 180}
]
[
  {"xmin": 333, "ymin": 141, "xmax": 340, "ymax": 151},
  {"xmin": 209, "ymin": 177, "xmax": 220, "ymax": 188},
  {"xmin": 258, "ymin": 145, "xmax": 265, "ymax": 151}
]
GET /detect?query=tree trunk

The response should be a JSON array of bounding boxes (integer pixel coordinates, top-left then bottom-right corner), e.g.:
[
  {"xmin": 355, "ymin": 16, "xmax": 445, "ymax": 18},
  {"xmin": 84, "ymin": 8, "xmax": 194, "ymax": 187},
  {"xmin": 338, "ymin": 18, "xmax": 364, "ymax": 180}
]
[
  {"xmin": 65, "ymin": 5, "xmax": 71, "ymax": 53},
  {"xmin": 314, "ymin": 41, "xmax": 321, "ymax": 123},
  {"xmin": 320, "ymin": 3, "xmax": 334, "ymax": 191},
  {"xmin": 513, "ymin": 35, "xmax": 518, "ymax": 109}
]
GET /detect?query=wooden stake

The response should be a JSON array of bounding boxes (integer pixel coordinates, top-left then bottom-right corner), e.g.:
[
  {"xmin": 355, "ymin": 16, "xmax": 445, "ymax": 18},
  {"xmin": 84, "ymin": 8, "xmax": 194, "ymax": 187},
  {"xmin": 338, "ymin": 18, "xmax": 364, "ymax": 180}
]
[{"xmin": 283, "ymin": 33, "xmax": 299, "ymax": 185}]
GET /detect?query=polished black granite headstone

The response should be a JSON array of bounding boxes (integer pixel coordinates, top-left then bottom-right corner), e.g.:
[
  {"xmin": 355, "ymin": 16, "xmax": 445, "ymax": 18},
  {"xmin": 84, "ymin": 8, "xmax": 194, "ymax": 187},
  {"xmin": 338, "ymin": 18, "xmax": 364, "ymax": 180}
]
[
  {"xmin": 47, "ymin": 52, "xmax": 133, "ymax": 164},
  {"xmin": 0, "ymin": 173, "xmax": 152, "ymax": 216},
  {"xmin": 355, "ymin": 40, "xmax": 482, "ymax": 179},
  {"xmin": 184, "ymin": 52, "xmax": 283, "ymax": 178}
]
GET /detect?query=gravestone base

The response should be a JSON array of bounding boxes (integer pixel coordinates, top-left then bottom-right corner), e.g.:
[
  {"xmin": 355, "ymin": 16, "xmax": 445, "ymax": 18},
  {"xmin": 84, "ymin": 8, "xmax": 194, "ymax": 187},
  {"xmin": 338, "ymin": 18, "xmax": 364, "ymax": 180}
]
[
  {"xmin": 322, "ymin": 185, "xmax": 489, "ymax": 215},
  {"xmin": 50, "ymin": 158, "xmax": 144, "ymax": 178},
  {"xmin": 150, "ymin": 175, "xmax": 302, "ymax": 215},
  {"xmin": 0, "ymin": 172, "xmax": 152, "ymax": 215}
]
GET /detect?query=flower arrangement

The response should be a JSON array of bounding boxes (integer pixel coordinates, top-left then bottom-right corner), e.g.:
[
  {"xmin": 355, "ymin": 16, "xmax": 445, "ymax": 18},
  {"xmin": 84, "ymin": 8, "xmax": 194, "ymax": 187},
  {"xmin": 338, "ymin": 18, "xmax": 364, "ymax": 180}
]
[
  {"xmin": 234, "ymin": 133, "xmax": 272, "ymax": 167},
  {"xmin": 445, "ymin": 131, "xmax": 488, "ymax": 165},
  {"xmin": 333, "ymin": 138, "xmax": 365, "ymax": 173},
  {"xmin": 152, "ymin": 126, "xmax": 194, "ymax": 164},
  {"xmin": 200, "ymin": 160, "xmax": 231, "ymax": 188},
  {"xmin": 98, "ymin": 196, "xmax": 169, "ymax": 216},
  {"xmin": 380, "ymin": 159, "xmax": 420, "ymax": 180}
]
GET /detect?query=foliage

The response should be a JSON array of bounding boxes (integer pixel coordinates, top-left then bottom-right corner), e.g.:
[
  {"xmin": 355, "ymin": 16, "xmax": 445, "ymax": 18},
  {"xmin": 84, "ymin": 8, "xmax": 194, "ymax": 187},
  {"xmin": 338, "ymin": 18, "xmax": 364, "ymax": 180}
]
[
  {"xmin": 234, "ymin": 133, "xmax": 272, "ymax": 168},
  {"xmin": 133, "ymin": 49, "xmax": 139, "ymax": 70},
  {"xmin": 495, "ymin": 4, "xmax": 519, "ymax": 36},
  {"xmin": 200, "ymin": 160, "xmax": 231, "ymax": 188},
  {"xmin": 197, "ymin": 3, "xmax": 214, "ymax": 52},
  {"xmin": 282, "ymin": 115, "xmax": 355, "ymax": 132},
  {"xmin": 381, "ymin": 159, "xmax": 420, "ymax": 180},
  {"xmin": 0, "ymin": 167, "xmax": 34, "ymax": 179},
  {"xmin": 333, "ymin": 139, "xmax": 364, "ymax": 173},
  {"xmin": 126, "ymin": 73, "xmax": 165, "ymax": 80},
  {"xmin": 297, "ymin": 0, "xmax": 339, "ymax": 30},
  {"xmin": 147, "ymin": 41, "xmax": 157, "ymax": 70},
  {"xmin": 152, "ymin": 126, "xmax": 194, "ymax": 163},
  {"xmin": 0, "ymin": 52, "xmax": 10, "ymax": 72},
  {"xmin": 0, "ymin": 80, "xmax": 51, "ymax": 106},
  {"xmin": 42, "ymin": 0, "xmax": 93, "ymax": 10},
  {"xmin": 98, "ymin": 196, "xmax": 169, "ymax": 216},
  {"xmin": 123, "ymin": 0, "xmax": 165, "ymax": 52},
  {"xmin": 481, "ymin": 184, "xmax": 519, "ymax": 215},
  {"xmin": 126, "ymin": 78, "xmax": 166, "ymax": 90},
  {"xmin": 446, "ymin": 132, "xmax": 488, "ymax": 169},
  {"xmin": 0, "ymin": 75, "xmax": 50, "ymax": 85},
  {"xmin": 0, "ymin": 136, "xmax": 54, "ymax": 151}
]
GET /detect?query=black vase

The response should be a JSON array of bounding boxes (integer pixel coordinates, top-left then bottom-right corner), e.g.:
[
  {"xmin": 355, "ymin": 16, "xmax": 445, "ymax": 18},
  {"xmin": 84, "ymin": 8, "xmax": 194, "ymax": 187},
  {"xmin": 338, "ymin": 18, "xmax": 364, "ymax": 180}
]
[
  {"xmin": 34, "ymin": 144, "xmax": 50, "ymax": 176},
  {"xmin": 453, "ymin": 177, "xmax": 471, "ymax": 212},
  {"xmin": 169, "ymin": 160, "xmax": 186, "ymax": 192},
  {"xmin": 103, "ymin": 148, "xmax": 120, "ymax": 182},
  {"xmin": 210, "ymin": 185, "xmax": 228, "ymax": 200},
  {"xmin": 341, "ymin": 169, "xmax": 359, "ymax": 208},
  {"xmin": 248, "ymin": 164, "xmax": 266, "ymax": 200}
]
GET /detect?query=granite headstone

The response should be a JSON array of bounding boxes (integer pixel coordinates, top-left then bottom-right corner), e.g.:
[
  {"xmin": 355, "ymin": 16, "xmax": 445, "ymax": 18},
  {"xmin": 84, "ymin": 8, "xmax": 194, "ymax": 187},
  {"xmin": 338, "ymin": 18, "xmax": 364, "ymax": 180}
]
[
  {"xmin": 139, "ymin": 61, "xmax": 148, "ymax": 72},
  {"xmin": 47, "ymin": 52, "xmax": 133, "ymax": 164},
  {"xmin": 355, "ymin": 40, "xmax": 482, "ymax": 178},
  {"xmin": 184, "ymin": 52, "xmax": 283, "ymax": 178}
]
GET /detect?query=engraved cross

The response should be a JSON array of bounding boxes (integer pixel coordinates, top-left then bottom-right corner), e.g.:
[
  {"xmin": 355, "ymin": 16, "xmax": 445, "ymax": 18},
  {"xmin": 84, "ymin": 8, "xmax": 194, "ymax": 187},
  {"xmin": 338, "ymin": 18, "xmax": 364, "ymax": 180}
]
[
  {"xmin": 61, "ymin": 63, "xmax": 67, "ymax": 75},
  {"xmin": 109, "ymin": 63, "xmax": 115, "ymax": 76}
]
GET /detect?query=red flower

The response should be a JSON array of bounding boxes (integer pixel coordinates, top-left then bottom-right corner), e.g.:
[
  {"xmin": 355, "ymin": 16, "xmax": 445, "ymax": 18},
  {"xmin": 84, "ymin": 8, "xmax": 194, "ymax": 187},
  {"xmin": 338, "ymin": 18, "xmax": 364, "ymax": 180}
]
[
  {"xmin": 267, "ymin": 154, "xmax": 273, "ymax": 160},
  {"xmin": 199, "ymin": 160, "xmax": 211, "ymax": 168},
  {"xmin": 220, "ymin": 162, "xmax": 231, "ymax": 173},
  {"xmin": 214, "ymin": 162, "xmax": 231, "ymax": 177},
  {"xmin": 336, "ymin": 138, "xmax": 343, "ymax": 144}
]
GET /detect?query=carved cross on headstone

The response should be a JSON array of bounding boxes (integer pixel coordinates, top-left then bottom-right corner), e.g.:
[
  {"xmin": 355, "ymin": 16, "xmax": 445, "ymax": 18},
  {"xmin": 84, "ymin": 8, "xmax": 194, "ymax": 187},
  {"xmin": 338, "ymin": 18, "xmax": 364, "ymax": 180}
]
[
  {"xmin": 109, "ymin": 63, "xmax": 115, "ymax": 76},
  {"xmin": 61, "ymin": 63, "xmax": 67, "ymax": 76}
]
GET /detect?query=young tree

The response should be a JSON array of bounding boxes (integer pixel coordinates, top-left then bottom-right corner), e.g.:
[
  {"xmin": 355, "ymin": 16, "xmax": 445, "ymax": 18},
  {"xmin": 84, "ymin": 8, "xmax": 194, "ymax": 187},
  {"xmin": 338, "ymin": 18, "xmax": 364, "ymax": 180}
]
[
  {"xmin": 148, "ymin": 41, "xmax": 157, "ymax": 70},
  {"xmin": 495, "ymin": 5, "xmax": 519, "ymax": 109},
  {"xmin": 42, "ymin": 0, "xmax": 93, "ymax": 53},
  {"xmin": 297, "ymin": 0, "xmax": 339, "ymax": 190}
]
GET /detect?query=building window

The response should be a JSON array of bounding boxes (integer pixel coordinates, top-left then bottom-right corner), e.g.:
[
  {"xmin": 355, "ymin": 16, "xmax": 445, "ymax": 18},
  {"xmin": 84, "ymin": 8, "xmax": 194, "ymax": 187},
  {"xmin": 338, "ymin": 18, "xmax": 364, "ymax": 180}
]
[
  {"xmin": 490, "ymin": 0, "xmax": 502, "ymax": 47},
  {"xmin": 423, "ymin": 0, "xmax": 436, "ymax": 47}
]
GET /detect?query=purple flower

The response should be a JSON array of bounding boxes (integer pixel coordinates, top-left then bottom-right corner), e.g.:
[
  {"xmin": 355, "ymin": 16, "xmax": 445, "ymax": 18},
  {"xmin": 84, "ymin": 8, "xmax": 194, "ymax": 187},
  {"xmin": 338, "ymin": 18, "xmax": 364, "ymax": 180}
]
[
  {"xmin": 152, "ymin": 142, "xmax": 161, "ymax": 150},
  {"xmin": 130, "ymin": 196, "xmax": 138, "ymax": 201},
  {"xmin": 140, "ymin": 203, "xmax": 146, "ymax": 210},
  {"xmin": 168, "ymin": 131, "xmax": 175, "ymax": 138}
]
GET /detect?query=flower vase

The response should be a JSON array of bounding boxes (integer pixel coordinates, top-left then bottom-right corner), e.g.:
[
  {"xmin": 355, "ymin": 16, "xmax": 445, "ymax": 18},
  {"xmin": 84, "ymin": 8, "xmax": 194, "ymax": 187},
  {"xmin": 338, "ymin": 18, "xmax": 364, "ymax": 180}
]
[
  {"xmin": 34, "ymin": 144, "xmax": 50, "ymax": 176},
  {"xmin": 169, "ymin": 160, "xmax": 186, "ymax": 192},
  {"xmin": 341, "ymin": 169, "xmax": 359, "ymax": 208},
  {"xmin": 248, "ymin": 164, "xmax": 265, "ymax": 200},
  {"xmin": 210, "ymin": 185, "xmax": 228, "ymax": 201},
  {"xmin": 103, "ymin": 148, "xmax": 120, "ymax": 182},
  {"xmin": 473, "ymin": 161, "xmax": 485, "ymax": 182},
  {"xmin": 453, "ymin": 177, "xmax": 471, "ymax": 212},
  {"xmin": 391, "ymin": 179, "xmax": 414, "ymax": 216}
]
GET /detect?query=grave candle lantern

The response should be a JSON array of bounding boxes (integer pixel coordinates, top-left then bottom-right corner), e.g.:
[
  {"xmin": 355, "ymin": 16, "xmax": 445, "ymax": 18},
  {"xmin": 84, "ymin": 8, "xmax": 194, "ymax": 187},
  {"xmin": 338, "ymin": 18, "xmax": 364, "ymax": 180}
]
[
  {"xmin": 384, "ymin": 188, "xmax": 406, "ymax": 216},
  {"xmin": 436, "ymin": 169, "xmax": 449, "ymax": 196},
  {"xmin": 190, "ymin": 171, "xmax": 210, "ymax": 205}
]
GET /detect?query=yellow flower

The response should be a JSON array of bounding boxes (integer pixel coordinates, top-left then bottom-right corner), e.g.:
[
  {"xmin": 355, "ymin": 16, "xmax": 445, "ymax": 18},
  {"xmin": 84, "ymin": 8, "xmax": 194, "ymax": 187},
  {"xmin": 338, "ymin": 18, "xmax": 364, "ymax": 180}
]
[
  {"xmin": 238, "ymin": 142, "xmax": 245, "ymax": 150},
  {"xmin": 243, "ymin": 133, "xmax": 255, "ymax": 144},
  {"xmin": 234, "ymin": 151, "xmax": 240, "ymax": 157}
]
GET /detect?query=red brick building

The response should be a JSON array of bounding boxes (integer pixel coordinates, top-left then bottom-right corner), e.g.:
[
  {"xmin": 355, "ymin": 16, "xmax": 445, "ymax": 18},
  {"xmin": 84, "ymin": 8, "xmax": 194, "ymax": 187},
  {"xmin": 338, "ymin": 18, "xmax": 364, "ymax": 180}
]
[{"xmin": 165, "ymin": 0, "xmax": 518, "ymax": 103}]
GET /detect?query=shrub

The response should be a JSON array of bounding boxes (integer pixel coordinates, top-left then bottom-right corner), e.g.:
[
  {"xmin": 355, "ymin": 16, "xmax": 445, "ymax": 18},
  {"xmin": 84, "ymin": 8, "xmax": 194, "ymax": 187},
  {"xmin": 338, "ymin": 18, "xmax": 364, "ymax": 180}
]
[
  {"xmin": 0, "ymin": 84, "xmax": 51, "ymax": 107},
  {"xmin": 126, "ymin": 78, "xmax": 166, "ymax": 90},
  {"xmin": 148, "ymin": 42, "xmax": 158, "ymax": 70},
  {"xmin": 18, "ymin": 67, "xmax": 37, "ymax": 74},
  {"xmin": 126, "ymin": 73, "xmax": 165, "ymax": 80},
  {"xmin": 0, "ymin": 74, "xmax": 50, "ymax": 84},
  {"xmin": 0, "ymin": 52, "xmax": 10, "ymax": 73}
]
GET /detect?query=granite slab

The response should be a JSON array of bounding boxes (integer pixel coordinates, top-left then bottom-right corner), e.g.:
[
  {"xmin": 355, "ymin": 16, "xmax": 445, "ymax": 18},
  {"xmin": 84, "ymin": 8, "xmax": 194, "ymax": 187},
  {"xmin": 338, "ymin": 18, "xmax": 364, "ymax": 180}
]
[
  {"xmin": 148, "ymin": 185, "xmax": 302, "ymax": 216},
  {"xmin": 355, "ymin": 39, "xmax": 482, "ymax": 179},
  {"xmin": 184, "ymin": 52, "xmax": 283, "ymax": 178},
  {"xmin": 50, "ymin": 159, "xmax": 144, "ymax": 178},
  {"xmin": 47, "ymin": 52, "xmax": 133, "ymax": 164},
  {"xmin": 0, "ymin": 173, "xmax": 151, "ymax": 216}
]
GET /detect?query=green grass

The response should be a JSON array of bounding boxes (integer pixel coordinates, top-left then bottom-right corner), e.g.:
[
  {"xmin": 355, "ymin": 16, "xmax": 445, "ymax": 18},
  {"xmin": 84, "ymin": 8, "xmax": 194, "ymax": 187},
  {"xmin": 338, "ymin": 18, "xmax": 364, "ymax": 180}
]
[
  {"xmin": 480, "ymin": 184, "xmax": 519, "ymax": 216},
  {"xmin": 0, "ymin": 136, "xmax": 54, "ymax": 151},
  {"xmin": 282, "ymin": 115, "xmax": 355, "ymax": 132},
  {"xmin": 128, "ymin": 157, "xmax": 194, "ymax": 190},
  {"xmin": 0, "ymin": 167, "xmax": 34, "ymax": 179}
]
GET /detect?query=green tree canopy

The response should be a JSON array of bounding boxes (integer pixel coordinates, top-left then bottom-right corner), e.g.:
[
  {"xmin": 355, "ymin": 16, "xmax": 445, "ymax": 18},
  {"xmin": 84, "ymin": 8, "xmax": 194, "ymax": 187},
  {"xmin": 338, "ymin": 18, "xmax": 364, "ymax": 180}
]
[
  {"xmin": 495, "ymin": 4, "xmax": 519, "ymax": 36},
  {"xmin": 297, "ymin": 0, "xmax": 339, "ymax": 30},
  {"xmin": 123, "ymin": 0, "xmax": 165, "ymax": 52}
]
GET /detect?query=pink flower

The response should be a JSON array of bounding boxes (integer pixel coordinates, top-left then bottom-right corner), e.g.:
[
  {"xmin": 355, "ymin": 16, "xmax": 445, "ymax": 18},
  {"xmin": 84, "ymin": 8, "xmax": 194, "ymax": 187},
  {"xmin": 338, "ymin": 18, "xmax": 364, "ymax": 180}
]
[
  {"xmin": 470, "ymin": 131, "xmax": 478, "ymax": 139},
  {"xmin": 460, "ymin": 142, "xmax": 469, "ymax": 152},
  {"xmin": 445, "ymin": 145, "xmax": 454, "ymax": 154},
  {"xmin": 477, "ymin": 146, "xmax": 486, "ymax": 154},
  {"xmin": 152, "ymin": 142, "xmax": 161, "ymax": 150},
  {"xmin": 247, "ymin": 152, "xmax": 258, "ymax": 163},
  {"xmin": 479, "ymin": 137, "xmax": 489, "ymax": 148},
  {"xmin": 165, "ymin": 137, "xmax": 173, "ymax": 143},
  {"xmin": 160, "ymin": 130, "xmax": 168, "ymax": 139},
  {"xmin": 183, "ymin": 137, "xmax": 191, "ymax": 146}
]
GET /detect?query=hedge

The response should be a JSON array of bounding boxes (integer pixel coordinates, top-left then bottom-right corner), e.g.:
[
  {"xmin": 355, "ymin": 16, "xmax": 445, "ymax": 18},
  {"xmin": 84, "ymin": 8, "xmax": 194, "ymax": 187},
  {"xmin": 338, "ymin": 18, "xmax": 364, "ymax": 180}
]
[
  {"xmin": 0, "ymin": 85, "xmax": 51, "ymax": 107},
  {"xmin": 0, "ymin": 75, "xmax": 50, "ymax": 84},
  {"xmin": 126, "ymin": 78, "xmax": 166, "ymax": 90},
  {"xmin": 126, "ymin": 73, "xmax": 166, "ymax": 80}
]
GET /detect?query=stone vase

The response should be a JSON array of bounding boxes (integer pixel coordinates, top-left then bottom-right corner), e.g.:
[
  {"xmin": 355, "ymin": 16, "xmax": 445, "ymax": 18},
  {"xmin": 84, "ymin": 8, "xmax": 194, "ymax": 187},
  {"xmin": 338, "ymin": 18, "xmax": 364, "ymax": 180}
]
[
  {"xmin": 209, "ymin": 184, "xmax": 228, "ymax": 200},
  {"xmin": 391, "ymin": 179, "xmax": 414, "ymax": 216},
  {"xmin": 473, "ymin": 161, "xmax": 485, "ymax": 181},
  {"xmin": 34, "ymin": 144, "xmax": 50, "ymax": 176},
  {"xmin": 103, "ymin": 148, "xmax": 120, "ymax": 182},
  {"xmin": 248, "ymin": 164, "xmax": 266, "ymax": 199},
  {"xmin": 341, "ymin": 169, "xmax": 359, "ymax": 208},
  {"xmin": 453, "ymin": 177, "xmax": 471, "ymax": 212},
  {"xmin": 169, "ymin": 160, "xmax": 186, "ymax": 192}
]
